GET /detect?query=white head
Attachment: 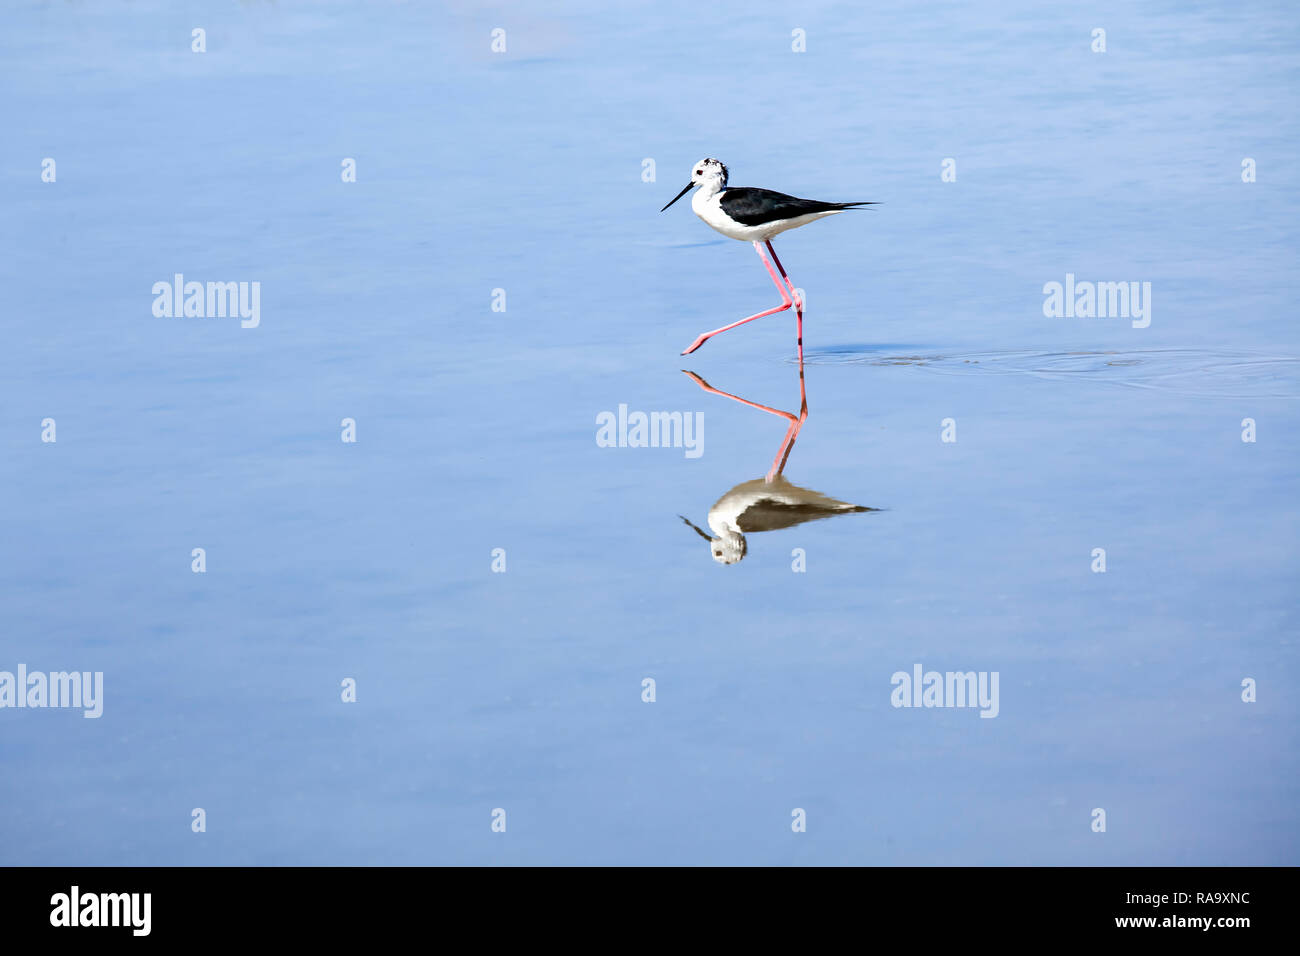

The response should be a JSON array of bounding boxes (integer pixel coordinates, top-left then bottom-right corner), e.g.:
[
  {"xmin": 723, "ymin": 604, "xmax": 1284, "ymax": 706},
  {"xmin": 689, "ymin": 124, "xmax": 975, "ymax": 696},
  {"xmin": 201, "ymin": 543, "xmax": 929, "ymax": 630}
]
[
  {"xmin": 679, "ymin": 514, "xmax": 747, "ymax": 565},
  {"xmin": 661, "ymin": 157, "xmax": 729, "ymax": 211},
  {"xmin": 710, "ymin": 529, "xmax": 747, "ymax": 565},
  {"xmin": 690, "ymin": 157, "xmax": 728, "ymax": 186}
]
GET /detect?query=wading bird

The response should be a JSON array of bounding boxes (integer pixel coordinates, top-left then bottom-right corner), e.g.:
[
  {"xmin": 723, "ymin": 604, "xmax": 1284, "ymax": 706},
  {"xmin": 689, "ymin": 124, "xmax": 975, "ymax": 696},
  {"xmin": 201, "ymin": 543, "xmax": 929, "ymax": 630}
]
[{"xmin": 661, "ymin": 158, "xmax": 874, "ymax": 359}]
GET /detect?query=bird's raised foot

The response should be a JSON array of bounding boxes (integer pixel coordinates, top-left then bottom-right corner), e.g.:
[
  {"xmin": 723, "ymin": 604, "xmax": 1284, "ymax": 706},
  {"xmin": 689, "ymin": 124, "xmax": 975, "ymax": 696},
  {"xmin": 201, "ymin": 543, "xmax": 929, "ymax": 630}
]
[{"xmin": 681, "ymin": 335, "xmax": 709, "ymax": 355}]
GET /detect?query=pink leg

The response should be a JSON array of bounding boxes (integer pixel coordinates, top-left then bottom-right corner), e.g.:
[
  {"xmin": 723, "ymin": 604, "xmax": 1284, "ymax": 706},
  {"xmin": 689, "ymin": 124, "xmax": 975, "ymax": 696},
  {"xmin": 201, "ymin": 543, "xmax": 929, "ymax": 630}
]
[
  {"xmin": 765, "ymin": 240, "xmax": 803, "ymax": 363},
  {"xmin": 765, "ymin": 359, "xmax": 808, "ymax": 481},
  {"xmin": 681, "ymin": 241, "xmax": 792, "ymax": 355},
  {"xmin": 682, "ymin": 357, "xmax": 809, "ymax": 482},
  {"xmin": 682, "ymin": 370, "xmax": 798, "ymax": 422}
]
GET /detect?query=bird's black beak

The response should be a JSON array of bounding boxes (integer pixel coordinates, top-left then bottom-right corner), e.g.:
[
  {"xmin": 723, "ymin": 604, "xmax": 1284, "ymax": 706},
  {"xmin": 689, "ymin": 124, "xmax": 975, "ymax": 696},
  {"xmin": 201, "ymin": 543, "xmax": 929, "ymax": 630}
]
[
  {"xmin": 678, "ymin": 515, "xmax": 715, "ymax": 542},
  {"xmin": 661, "ymin": 181, "xmax": 694, "ymax": 212}
]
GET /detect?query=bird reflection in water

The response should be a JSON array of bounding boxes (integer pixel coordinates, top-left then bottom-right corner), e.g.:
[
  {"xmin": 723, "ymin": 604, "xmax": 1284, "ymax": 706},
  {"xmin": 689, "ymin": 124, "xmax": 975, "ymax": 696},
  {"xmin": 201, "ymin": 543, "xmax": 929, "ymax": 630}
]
[{"xmin": 679, "ymin": 360, "xmax": 878, "ymax": 564}]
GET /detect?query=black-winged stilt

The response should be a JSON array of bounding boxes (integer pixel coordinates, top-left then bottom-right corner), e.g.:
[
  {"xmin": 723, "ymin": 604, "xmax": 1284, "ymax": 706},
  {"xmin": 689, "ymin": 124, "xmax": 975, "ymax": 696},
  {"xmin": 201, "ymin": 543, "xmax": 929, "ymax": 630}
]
[
  {"xmin": 678, "ymin": 359, "xmax": 877, "ymax": 564},
  {"xmin": 661, "ymin": 158, "xmax": 875, "ymax": 359}
]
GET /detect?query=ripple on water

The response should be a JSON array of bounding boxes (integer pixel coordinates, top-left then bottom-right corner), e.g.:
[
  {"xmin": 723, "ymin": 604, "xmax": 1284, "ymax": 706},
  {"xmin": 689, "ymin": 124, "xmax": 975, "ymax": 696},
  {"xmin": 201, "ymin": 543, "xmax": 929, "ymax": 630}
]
[{"xmin": 800, "ymin": 347, "xmax": 1300, "ymax": 399}]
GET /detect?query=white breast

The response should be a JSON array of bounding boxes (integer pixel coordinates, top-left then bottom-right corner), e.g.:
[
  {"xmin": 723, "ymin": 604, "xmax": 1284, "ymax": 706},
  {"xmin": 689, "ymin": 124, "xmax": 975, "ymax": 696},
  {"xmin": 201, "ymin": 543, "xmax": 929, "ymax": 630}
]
[{"xmin": 692, "ymin": 190, "xmax": 760, "ymax": 240}]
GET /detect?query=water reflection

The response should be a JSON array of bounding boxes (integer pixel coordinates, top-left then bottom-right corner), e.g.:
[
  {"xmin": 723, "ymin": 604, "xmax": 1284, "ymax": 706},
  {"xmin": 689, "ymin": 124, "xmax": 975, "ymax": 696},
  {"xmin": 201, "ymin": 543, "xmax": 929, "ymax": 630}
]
[{"xmin": 680, "ymin": 360, "xmax": 879, "ymax": 564}]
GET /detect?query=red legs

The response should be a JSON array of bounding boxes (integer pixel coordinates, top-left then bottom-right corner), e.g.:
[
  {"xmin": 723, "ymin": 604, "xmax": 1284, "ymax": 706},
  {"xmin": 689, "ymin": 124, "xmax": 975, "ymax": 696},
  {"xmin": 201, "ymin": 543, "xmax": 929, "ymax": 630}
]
[
  {"xmin": 682, "ymin": 357, "xmax": 808, "ymax": 483},
  {"xmin": 766, "ymin": 360, "xmax": 808, "ymax": 481},
  {"xmin": 681, "ymin": 240, "xmax": 793, "ymax": 355},
  {"xmin": 764, "ymin": 240, "xmax": 804, "ymax": 363}
]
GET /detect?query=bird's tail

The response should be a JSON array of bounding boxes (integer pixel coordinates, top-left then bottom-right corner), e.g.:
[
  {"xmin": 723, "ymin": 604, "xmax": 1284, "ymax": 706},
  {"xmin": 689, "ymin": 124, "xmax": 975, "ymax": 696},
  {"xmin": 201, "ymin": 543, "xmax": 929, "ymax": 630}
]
[{"xmin": 835, "ymin": 201, "xmax": 879, "ymax": 209}]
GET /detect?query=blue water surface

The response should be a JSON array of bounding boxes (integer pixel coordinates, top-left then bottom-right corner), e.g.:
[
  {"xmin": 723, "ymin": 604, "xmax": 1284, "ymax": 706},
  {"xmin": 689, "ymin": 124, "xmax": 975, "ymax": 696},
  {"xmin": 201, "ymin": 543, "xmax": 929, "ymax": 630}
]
[{"xmin": 1, "ymin": 0, "xmax": 1297, "ymax": 865}]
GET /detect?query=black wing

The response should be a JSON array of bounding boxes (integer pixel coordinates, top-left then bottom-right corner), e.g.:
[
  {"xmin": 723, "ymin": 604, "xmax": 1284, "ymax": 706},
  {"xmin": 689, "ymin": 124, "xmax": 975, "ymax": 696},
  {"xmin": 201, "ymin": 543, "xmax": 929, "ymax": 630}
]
[
  {"xmin": 719, "ymin": 187, "xmax": 876, "ymax": 227},
  {"xmin": 735, "ymin": 498, "xmax": 876, "ymax": 533}
]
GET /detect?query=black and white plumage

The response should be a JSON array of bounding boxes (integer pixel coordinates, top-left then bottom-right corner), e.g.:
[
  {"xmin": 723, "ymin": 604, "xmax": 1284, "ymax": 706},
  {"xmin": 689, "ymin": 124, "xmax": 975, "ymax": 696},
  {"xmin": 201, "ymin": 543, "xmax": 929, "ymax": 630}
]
[
  {"xmin": 661, "ymin": 158, "xmax": 875, "ymax": 241},
  {"xmin": 718, "ymin": 187, "xmax": 873, "ymax": 229}
]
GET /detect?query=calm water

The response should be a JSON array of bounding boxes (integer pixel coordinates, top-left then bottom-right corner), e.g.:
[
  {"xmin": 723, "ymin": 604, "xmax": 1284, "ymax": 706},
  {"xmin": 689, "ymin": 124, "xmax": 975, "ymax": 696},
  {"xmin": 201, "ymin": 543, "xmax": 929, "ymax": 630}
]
[{"xmin": 2, "ymin": 0, "xmax": 1297, "ymax": 865}]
